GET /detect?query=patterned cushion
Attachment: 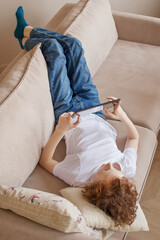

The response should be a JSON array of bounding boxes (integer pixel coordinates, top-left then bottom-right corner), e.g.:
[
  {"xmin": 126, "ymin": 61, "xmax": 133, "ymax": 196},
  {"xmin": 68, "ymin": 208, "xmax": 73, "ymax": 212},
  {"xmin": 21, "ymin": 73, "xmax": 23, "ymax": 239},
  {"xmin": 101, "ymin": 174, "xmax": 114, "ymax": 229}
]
[
  {"xmin": 0, "ymin": 185, "xmax": 113, "ymax": 238},
  {"xmin": 60, "ymin": 187, "xmax": 149, "ymax": 232}
]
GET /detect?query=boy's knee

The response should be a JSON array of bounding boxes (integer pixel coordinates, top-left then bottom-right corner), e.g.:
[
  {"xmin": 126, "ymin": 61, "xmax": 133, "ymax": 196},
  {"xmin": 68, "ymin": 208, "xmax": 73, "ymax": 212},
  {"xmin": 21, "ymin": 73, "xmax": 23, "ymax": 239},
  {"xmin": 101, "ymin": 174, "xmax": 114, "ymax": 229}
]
[
  {"xmin": 71, "ymin": 39, "xmax": 84, "ymax": 59},
  {"xmin": 70, "ymin": 37, "xmax": 83, "ymax": 51},
  {"xmin": 41, "ymin": 39, "xmax": 64, "ymax": 58},
  {"xmin": 73, "ymin": 37, "xmax": 82, "ymax": 46},
  {"xmin": 43, "ymin": 39, "xmax": 62, "ymax": 51}
]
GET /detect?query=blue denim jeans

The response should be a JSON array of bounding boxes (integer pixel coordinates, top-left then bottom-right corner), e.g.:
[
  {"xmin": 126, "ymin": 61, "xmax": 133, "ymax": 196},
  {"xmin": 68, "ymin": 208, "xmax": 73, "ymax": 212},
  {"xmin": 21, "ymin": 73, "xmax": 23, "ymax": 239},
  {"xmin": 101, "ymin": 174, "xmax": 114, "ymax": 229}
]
[{"xmin": 24, "ymin": 28, "xmax": 104, "ymax": 122}]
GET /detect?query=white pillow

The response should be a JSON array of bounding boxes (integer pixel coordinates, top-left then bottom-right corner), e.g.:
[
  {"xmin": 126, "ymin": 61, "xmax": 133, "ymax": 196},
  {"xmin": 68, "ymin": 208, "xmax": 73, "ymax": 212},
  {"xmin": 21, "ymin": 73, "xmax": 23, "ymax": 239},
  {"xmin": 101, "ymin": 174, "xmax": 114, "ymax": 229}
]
[
  {"xmin": 0, "ymin": 45, "xmax": 54, "ymax": 186},
  {"xmin": 64, "ymin": 0, "xmax": 118, "ymax": 77},
  {"xmin": 60, "ymin": 187, "xmax": 149, "ymax": 232},
  {"xmin": 0, "ymin": 185, "xmax": 113, "ymax": 239}
]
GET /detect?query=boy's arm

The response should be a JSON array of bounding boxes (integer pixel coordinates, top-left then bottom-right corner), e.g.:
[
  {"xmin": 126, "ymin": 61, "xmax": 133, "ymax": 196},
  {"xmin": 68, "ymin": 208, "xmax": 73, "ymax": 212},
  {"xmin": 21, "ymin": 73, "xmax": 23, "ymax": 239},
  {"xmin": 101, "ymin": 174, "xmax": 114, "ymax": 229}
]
[
  {"xmin": 104, "ymin": 97, "xmax": 139, "ymax": 151},
  {"xmin": 39, "ymin": 128, "xmax": 65, "ymax": 174},
  {"xmin": 118, "ymin": 111, "xmax": 139, "ymax": 151},
  {"xmin": 39, "ymin": 112, "xmax": 80, "ymax": 174}
]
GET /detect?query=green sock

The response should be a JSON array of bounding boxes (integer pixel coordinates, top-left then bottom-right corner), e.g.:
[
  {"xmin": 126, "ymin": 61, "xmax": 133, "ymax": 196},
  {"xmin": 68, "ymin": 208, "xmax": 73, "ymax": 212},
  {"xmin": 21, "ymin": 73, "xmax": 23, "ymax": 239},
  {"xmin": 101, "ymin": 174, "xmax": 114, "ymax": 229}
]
[{"xmin": 14, "ymin": 6, "xmax": 28, "ymax": 49}]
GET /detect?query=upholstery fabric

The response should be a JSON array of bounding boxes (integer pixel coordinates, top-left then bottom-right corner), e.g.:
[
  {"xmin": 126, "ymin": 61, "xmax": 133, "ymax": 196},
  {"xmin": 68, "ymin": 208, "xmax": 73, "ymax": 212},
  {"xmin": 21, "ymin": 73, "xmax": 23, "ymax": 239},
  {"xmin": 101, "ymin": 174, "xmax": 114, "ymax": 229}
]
[
  {"xmin": 45, "ymin": 1, "xmax": 87, "ymax": 34},
  {"xmin": 113, "ymin": 11, "xmax": 160, "ymax": 46},
  {"xmin": 0, "ymin": 185, "xmax": 113, "ymax": 238},
  {"xmin": 64, "ymin": 0, "xmax": 118, "ymax": 77},
  {"xmin": 93, "ymin": 40, "xmax": 160, "ymax": 134},
  {"xmin": 0, "ymin": 206, "xmax": 108, "ymax": 240},
  {"xmin": 60, "ymin": 187, "xmax": 149, "ymax": 232},
  {"xmin": 0, "ymin": 185, "xmax": 85, "ymax": 234},
  {"xmin": 0, "ymin": 45, "xmax": 54, "ymax": 186},
  {"xmin": 0, "ymin": 51, "xmax": 26, "ymax": 84}
]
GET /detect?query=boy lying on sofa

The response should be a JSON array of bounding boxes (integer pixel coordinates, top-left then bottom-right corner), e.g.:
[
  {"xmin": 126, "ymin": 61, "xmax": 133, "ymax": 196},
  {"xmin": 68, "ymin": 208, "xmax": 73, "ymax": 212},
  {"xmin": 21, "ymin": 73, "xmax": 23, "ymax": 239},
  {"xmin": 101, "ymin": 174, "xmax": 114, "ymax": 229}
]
[{"xmin": 14, "ymin": 6, "xmax": 139, "ymax": 227}]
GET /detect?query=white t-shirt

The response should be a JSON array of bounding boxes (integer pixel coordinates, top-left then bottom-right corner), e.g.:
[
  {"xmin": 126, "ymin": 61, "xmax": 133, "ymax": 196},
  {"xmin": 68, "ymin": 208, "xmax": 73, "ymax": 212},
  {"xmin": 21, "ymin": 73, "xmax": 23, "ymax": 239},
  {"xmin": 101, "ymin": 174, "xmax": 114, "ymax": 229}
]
[{"xmin": 53, "ymin": 114, "xmax": 137, "ymax": 187}]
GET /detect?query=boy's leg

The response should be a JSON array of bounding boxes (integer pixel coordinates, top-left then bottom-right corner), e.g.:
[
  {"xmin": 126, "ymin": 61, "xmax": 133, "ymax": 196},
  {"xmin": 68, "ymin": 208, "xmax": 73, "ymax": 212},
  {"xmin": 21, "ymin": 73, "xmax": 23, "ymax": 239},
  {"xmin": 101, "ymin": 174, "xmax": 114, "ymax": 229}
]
[
  {"xmin": 22, "ymin": 26, "xmax": 101, "ymax": 118},
  {"xmin": 28, "ymin": 28, "xmax": 94, "ymax": 93},
  {"xmin": 14, "ymin": 6, "xmax": 103, "ymax": 120},
  {"xmin": 28, "ymin": 28, "xmax": 103, "ymax": 114},
  {"xmin": 24, "ymin": 37, "xmax": 74, "ymax": 122},
  {"xmin": 14, "ymin": 4, "xmax": 99, "ymax": 108}
]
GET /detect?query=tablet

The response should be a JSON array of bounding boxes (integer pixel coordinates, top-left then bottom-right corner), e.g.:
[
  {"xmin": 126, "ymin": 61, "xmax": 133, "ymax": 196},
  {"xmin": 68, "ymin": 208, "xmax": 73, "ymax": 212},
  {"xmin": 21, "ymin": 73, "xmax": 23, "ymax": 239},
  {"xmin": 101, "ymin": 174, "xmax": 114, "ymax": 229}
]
[{"xmin": 72, "ymin": 98, "xmax": 120, "ymax": 118}]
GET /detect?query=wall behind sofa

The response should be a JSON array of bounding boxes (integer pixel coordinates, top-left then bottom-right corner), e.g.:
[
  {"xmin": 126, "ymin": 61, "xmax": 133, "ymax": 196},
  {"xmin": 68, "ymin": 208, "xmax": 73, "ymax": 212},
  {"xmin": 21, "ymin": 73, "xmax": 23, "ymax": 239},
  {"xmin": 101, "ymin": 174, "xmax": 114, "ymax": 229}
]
[
  {"xmin": 0, "ymin": 0, "xmax": 160, "ymax": 68},
  {"xmin": 0, "ymin": 0, "xmax": 79, "ymax": 68}
]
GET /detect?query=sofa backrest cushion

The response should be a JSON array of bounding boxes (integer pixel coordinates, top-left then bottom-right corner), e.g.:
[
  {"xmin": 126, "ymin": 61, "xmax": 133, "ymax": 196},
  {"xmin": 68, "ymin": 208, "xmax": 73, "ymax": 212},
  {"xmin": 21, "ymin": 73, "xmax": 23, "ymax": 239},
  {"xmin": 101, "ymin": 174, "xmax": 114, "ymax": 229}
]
[
  {"xmin": 0, "ymin": 45, "xmax": 54, "ymax": 186},
  {"xmin": 0, "ymin": 51, "xmax": 26, "ymax": 84},
  {"xmin": 59, "ymin": 0, "xmax": 118, "ymax": 77}
]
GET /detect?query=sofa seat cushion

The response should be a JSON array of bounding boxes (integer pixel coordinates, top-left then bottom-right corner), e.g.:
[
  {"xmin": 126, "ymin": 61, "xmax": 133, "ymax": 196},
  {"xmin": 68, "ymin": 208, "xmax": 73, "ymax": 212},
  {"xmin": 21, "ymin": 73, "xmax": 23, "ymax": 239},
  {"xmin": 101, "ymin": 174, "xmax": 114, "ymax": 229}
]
[
  {"xmin": 0, "ymin": 45, "xmax": 54, "ymax": 186},
  {"xmin": 23, "ymin": 120, "xmax": 157, "ymax": 200},
  {"xmin": 23, "ymin": 139, "xmax": 68, "ymax": 195},
  {"xmin": 0, "ymin": 207, "xmax": 111, "ymax": 240},
  {"xmin": 23, "ymin": 164, "xmax": 69, "ymax": 196},
  {"xmin": 93, "ymin": 40, "xmax": 160, "ymax": 134}
]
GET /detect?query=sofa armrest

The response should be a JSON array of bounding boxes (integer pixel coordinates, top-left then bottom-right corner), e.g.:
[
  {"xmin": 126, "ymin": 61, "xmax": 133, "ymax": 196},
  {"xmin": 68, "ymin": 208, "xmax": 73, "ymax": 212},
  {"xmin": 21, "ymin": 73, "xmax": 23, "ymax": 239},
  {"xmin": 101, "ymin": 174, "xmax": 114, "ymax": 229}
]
[{"xmin": 113, "ymin": 10, "xmax": 160, "ymax": 46}]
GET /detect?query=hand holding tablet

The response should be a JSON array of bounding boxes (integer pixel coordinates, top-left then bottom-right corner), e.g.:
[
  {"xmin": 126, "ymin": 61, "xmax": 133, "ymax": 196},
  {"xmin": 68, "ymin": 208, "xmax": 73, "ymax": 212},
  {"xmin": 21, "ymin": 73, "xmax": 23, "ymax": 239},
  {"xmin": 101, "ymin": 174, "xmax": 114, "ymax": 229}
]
[{"xmin": 72, "ymin": 98, "xmax": 121, "ymax": 120}]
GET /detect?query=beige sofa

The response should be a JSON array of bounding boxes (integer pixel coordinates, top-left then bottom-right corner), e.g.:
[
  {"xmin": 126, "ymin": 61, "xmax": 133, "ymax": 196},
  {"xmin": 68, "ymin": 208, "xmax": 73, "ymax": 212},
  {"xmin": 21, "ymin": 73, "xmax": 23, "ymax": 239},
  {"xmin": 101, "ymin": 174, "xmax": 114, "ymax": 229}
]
[{"xmin": 0, "ymin": 0, "xmax": 160, "ymax": 239}]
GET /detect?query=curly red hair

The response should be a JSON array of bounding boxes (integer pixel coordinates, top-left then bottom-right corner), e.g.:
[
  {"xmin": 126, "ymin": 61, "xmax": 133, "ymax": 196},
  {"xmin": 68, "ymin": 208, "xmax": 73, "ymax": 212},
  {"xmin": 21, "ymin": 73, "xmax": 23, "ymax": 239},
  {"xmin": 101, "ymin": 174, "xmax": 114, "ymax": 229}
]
[{"xmin": 82, "ymin": 177, "xmax": 138, "ymax": 226}]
